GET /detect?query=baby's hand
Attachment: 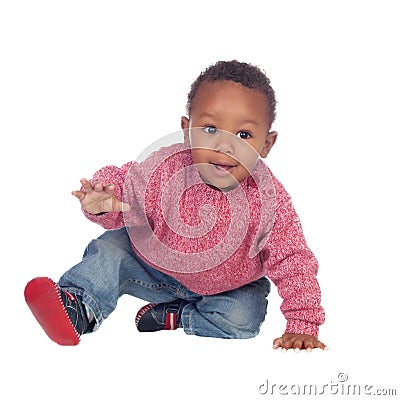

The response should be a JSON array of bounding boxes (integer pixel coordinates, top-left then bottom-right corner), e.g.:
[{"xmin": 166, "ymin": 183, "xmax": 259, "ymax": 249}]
[
  {"xmin": 273, "ymin": 333, "xmax": 327, "ymax": 352},
  {"xmin": 72, "ymin": 178, "xmax": 130, "ymax": 214}
]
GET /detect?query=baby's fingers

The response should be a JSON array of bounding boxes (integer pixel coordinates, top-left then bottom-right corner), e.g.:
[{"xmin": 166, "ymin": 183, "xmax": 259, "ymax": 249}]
[
  {"xmin": 93, "ymin": 181, "xmax": 105, "ymax": 192},
  {"xmin": 319, "ymin": 341, "xmax": 328, "ymax": 350},
  {"xmin": 103, "ymin": 184, "xmax": 116, "ymax": 194},
  {"xmin": 71, "ymin": 190, "xmax": 86, "ymax": 201},
  {"xmin": 273, "ymin": 333, "xmax": 328, "ymax": 352},
  {"xmin": 272, "ymin": 337, "xmax": 283, "ymax": 350},
  {"xmin": 80, "ymin": 178, "xmax": 94, "ymax": 193}
]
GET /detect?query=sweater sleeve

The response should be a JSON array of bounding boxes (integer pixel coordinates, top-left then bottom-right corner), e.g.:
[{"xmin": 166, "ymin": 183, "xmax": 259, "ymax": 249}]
[
  {"xmin": 81, "ymin": 144, "xmax": 189, "ymax": 231},
  {"xmin": 261, "ymin": 178, "xmax": 325, "ymax": 337},
  {"xmin": 82, "ymin": 161, "xmax": 135, "ymax": 230}
]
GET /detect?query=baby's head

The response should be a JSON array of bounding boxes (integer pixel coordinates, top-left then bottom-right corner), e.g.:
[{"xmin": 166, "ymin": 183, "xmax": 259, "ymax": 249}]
[
  {"xmin": 186, "ymin": 60, "xmax": 277, "ymax": 126},
  {"xmin": 182, "ymin": 60, "xmax": 278, "ymax": 191}
]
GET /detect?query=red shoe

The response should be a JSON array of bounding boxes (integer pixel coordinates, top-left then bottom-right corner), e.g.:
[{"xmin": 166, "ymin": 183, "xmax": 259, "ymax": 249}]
[{"xmin": 24, "ymin": 277, "xmax": 91, "ymax": 346}]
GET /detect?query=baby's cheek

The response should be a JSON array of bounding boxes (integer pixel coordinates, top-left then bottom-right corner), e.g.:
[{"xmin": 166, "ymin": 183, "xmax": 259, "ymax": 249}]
[
  {"xmin": 191, "ymin": 148, "xmax": 211, "ymax": 165},
  {"xmin": 237, "ymin": 151, "xmax": 259, "ymax": 174}
]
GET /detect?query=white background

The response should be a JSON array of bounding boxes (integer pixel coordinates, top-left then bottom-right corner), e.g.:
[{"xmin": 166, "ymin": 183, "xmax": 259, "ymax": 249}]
[{"xmin": 1, "ymin": 1, "xmax": 399, "ymax": 399}]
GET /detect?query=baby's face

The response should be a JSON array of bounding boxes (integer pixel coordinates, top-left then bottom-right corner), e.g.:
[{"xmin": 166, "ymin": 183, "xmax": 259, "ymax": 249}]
[{"xmin": 182, "ymin": 80, "xmax": 276, "ymax": 190}]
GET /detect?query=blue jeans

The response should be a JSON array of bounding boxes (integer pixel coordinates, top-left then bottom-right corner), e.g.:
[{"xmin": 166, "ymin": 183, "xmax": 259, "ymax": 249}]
[{"xmin": 58, "ymin": 228, "xmax": 271, "ymax": 339}]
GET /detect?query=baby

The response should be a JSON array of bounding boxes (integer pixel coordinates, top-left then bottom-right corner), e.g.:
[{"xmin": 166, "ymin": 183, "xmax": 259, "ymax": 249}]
[{"xmin": 25, "ymin": 60, "xmax": 326, "ymax": 351}]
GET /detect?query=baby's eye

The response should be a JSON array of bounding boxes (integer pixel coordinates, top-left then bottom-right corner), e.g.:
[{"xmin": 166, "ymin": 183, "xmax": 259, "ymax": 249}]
[
  {"xmin": 236, "ymin": 131, "xmax": 251, "ymax": 139},
  {"xmin": 203, "ymin": 126, "xmax": 218, "ymax": 135}
]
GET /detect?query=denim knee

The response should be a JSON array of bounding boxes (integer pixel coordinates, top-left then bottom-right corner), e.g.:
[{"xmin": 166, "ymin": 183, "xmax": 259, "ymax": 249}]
[
  {"xmin": 183, "ymin": 278, "xmax": 270, "ymax": 339},
  {"xmin": 219, "ymin": 294, "xmax": 268, "ymax": 338}
]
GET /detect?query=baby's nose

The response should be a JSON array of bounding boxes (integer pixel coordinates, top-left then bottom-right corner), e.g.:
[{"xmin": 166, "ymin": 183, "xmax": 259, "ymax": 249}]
[{"xmin": 214, "ymin": 133, "xmax": 235, "ymax": 154}]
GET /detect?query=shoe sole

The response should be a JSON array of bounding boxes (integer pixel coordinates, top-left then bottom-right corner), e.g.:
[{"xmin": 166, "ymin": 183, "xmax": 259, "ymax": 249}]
[{"xmin": 24, "ymin": 277, "xmax": 80, "ymax": 346}]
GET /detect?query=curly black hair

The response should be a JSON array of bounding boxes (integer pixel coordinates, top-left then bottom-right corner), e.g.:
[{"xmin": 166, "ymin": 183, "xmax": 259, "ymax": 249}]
[{"xmin": 186, "ymin": 60, "xmax": 277, "ymax": 125}]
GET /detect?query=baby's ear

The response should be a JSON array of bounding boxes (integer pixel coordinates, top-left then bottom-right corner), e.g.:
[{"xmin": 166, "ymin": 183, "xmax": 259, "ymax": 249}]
[
  {"xmin": 260, "ymin": 131, "xmax": 278, "ymax": 158},
  {"xmin": 181, "ymin": 116, "xmax": 190, "ymax": 145}
]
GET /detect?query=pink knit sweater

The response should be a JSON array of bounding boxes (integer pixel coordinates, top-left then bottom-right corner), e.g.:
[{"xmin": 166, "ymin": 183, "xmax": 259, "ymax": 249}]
[{"xmin": 84, "ymin": 144, "xmax": 325, "ymax": 336}]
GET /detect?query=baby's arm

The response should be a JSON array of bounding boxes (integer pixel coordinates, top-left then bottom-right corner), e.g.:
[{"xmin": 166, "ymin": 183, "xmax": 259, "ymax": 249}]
[{"xmin": 263, "ymin": 177, "xmax": 327, "ymax": 351}]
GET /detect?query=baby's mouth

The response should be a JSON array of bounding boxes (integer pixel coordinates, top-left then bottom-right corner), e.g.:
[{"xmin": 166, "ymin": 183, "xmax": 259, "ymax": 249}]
[{"xmin": 211, "ymin": 162, "xmax": 235, "ymax": 175}]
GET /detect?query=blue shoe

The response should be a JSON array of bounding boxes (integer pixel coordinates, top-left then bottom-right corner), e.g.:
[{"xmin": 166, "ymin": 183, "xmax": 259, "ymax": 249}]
[{"xmin": 135, "ymin": 299, "xmax": 188, "ymax": 332}]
